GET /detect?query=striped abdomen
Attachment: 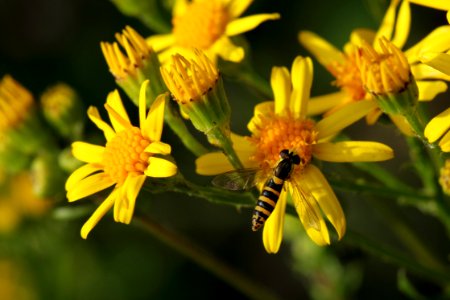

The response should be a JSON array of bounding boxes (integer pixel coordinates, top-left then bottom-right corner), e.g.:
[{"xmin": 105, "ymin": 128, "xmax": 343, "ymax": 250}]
[{"xmin": 251, "ymin": 176, "xmax": 284, "ymax": 231}]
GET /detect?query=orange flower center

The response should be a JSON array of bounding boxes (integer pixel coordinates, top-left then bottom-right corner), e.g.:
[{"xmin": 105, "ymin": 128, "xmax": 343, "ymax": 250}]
[
  {"xmin": 102, "ymin": 127, "xmax": 151, "ymax": 185},
  {"xmin": 249, "ymin": 115, "xmax": 317, "ymax": 170},
  {"xmin": 172, "ymin": 0, "xmax": 229, "ymax": 49},
  {"xmin": 327, "ymin": 51, "xmax": 366, "ymax": 101}
]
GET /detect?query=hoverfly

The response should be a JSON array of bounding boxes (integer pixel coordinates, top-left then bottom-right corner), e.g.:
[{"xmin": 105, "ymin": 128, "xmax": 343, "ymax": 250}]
[{"xmin": 212, "ymin": 149, "xmax": 320, "ymax": 232}]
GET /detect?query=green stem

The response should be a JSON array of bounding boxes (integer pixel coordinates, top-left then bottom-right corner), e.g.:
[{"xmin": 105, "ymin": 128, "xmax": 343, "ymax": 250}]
[
  {"xmin": 133, "ymin": 214, "xmax": 280, "ymax": 300},
  {"xmin": 233, "ymin": 67, "xmax": 272, "ymax": 99},
  {"xmin": 165, "ymin": 102, "xmax": 209, "ymax": 157},
  {"xmin": 405, "ymin": 136, "xmax": 436, "ymax": 194},
  {"xmin": 210, "ymin": 127, "xmax": 244, "ymax": 170},
  {"xmin": 345, "ymin": 231, "xmax": 450, "ymax": 285}
]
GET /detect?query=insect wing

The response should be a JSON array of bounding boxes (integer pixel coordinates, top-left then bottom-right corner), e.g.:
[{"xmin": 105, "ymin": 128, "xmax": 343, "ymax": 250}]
[
  {"xmin": 212, "ymin": 168, "xmax": 261, "ymax": 191},
  {"xmin": 289, "ymin": 180, "xmax": 321, "ymax": 232}
]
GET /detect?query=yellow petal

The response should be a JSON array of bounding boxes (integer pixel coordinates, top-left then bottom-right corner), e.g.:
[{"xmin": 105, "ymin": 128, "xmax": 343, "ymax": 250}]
[
  {"xmin": 408, "ymin": 0, "xmax": 450, "ymax": 10},
  {"xmin": 248, "ymin": 102, "xmax": 273, "ymax": 133},
  {"xmin": 313, "ymin": 141, "xmax": 394, "ymax": 162},
  {"xmin": 307, "ymin": 91, "xmax": 347, "ymax": 116},
  {"xmin": 287, "ymin": 179, "xmax": 330, "ymax": 246},
  {"xmin": 173, "ymin": 0, "xmax": 189, "ymax": 16},
  {"xmin": 417, "ymin": 80, "xmax": 448, "ymax": 101},
  {"xmin": 146, "ymin": 34, "xmax": 175, "ymax": 52},
  {"xmin": 391, "ymin": 0, "xmax": 411, "ymax": 49},
  {"xmin": 389, "ymin": 114, "xmax": 414, "ymax": 136},
  {"xmin": 115, "ymin": 175, "xmax": 146, "ymax": 224},
  {"xmin": 290, "ymin": 56, "xmax": 313, "ymax": 119},
  {"xmin": 405, "ymin": 26, "xmax": 450, "ymax": 63},
  {"xmin": 374, "ymin": 0, "xmax": 401, "ymax": 44},
  {"xmin": 366, "ymin": 108, "xmax": 383, "ymax": 125},
  {"xmin": 65, "ymin": 163, "xmax": 102, "ymax": 191},
  {"xmin": 262, "ymin": 191, "xmax": 287, "ymax": 254},
  {"xmin": 227, "ymin": 0, "xmax": 253, "ymax": 18},
  {"xmin": 67, "ymin": 173, "xmax": 115, "ymax": 202},
  {"xmin": 225, "ymin": 13, "xmax": 280, "ymax": 36},
  {"xmin": 231, "ymin": 133, "xmax": 255, "ymax": 152},
  {"xmin": 139, "ymin": 80, "xmax": 150, "ymax": 128},
  {"xmin": 106, "ymin": 90, "xmax": 131, "ymax": 132},
  {"xmin": 212, "ymin": 37, "xmax": 244, "ymax": 62},
  {"xmin": 424, "ymin": 107, "xmax": 450, "ymax": 143},
  {"xmin": 142, "ymin": 93, "xmax": 166, "ymax": 141},
  {"xmin": 439, "ymin": 130, "xmax": 450, "ymax": 152},
  {"xmin": 420, "ymin": 52, "xmax": 450, "ymax": 76},
  {"xmin": 87, "ymin": 106, "xmax": 115, "ymax": 141},
  {"xmin": 411, "ymin": 63, "xmax": 450, "ymax": 81},
  {"xmin": 144, "ymin": 141, "xmax": 172, "ymax": 155},
  {"xmin": 195, "ymin": 150, "xmax": 256, "ymax": 175},
  {"xmin": 350, "ymin": 28, "xmax": 376, "ymax": 46},
  {"xmin": 316, "ymin": 100, "xmax": 377, "ymax": 140},
  {"xmin": 72, "ymin": 142, "xmax": 105, "ymax": 164},
  {"xmin": 145, "ymin": 157, "xmax": 177, "ymax": 178},
  {"xmin": 80, "ymin": 189, "xmax": 117, "ymax": 239},
  {"xmin": 271, "ymin": 66, "xmax": 291, "ymax": 116},
  {"xmin": 298, "ymin": 31, "xmax": 344, "ymax": 67},
  {"xmin": 302, "ymin": 165, "xmax": 346, "ymax": 240}
]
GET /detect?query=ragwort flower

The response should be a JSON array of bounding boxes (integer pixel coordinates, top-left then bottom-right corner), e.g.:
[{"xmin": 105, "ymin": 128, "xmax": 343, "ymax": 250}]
[
  {"xmin": 196, "ymin": 56, "xmax": 394, "ymax": 253},
  {"xmin": 299, "ymin": 0, "xmax": 449, "ymax": 126},
  {"xmin": 66, "ymin": 81, "xmax": 177, "ymax": 238},
  {"xmin": 147, "ymin": 0, "xmax": 279, "ymax": 64}
]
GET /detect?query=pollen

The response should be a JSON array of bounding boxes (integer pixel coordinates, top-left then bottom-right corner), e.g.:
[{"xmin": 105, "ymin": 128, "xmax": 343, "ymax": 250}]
[
  {"xmin": 160, "ymin": 50, "xmax": 218, "ymax": 104},
  {"xmin": 102, "ymin": 127, "xmax": 151, "ymax": 186},
  {"xmin": 101, "ymin": 26, "xmax": 152, "ymax": 80},
  {"xmin": 0, "ymin": 75, "xmax": 34, "ymax": 132},
  {"xmin": 357, "ymin": 37, "xmax": 410, "ymax": 95},
  {"xmin": 327, "ymin": 49, "xmax": 366, "ymax": 101},
  {"xmin": 172, "ymin": 0, "xmax": 229, "ymax": 49},
  {"xmin": 250, "ymin": 114, "xmax": 317, "ymax": 169}
]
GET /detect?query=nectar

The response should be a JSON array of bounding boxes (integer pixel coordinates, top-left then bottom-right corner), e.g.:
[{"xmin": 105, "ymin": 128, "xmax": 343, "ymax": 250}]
[
  {"xmin": 250, "ymin": 114, "xmax": 317, "ymax": 170},
  {"xmin": 102, "ymin": 127, "xmax": 151, "ymax": 185},
  {"xmin": 172, "ymin": 0, "xmax": 229, "ymax": 49}
]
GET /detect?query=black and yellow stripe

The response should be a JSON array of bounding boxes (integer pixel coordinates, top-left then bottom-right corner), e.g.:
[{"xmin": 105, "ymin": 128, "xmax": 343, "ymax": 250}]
[{"xmin": 251, "ymin": 176, "xmax": 284, "ymax": 231}]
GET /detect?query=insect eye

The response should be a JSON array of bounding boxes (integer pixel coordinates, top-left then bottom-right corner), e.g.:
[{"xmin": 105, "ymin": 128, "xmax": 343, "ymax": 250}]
[
  {"xmin": 279, "ymin": 149, "xmax": 289, "ymax": 159},
  {"xmin": 292, "ymin": 155, "xmax": 301, "ymax": 165}
]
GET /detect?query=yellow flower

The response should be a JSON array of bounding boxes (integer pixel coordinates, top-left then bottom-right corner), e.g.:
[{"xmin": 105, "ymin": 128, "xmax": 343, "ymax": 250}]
[
  {"xmin": 147, "ymin": 0, "xmax": 280, "ymax": 64},
  {"xmin": 196, "ymin": 56, "xmax": 394, "ymax": 253},
  {"xmin": 439, "ymin": 159, "xmax": 450, "ymax": 195},
  {"xmin": 299, "ymin": 0, "xmax": 449, "ymax": 124},
  {"xmin": 424, "ymin": 106, "xmax": 450, "ymax": 151},
  {"xmin": 65, "ymin": 81, "xmax": 177, "ymax": 239},
  {"xmin": 408, "ymin": 0, "xmax": 450, "ymax": 11}
]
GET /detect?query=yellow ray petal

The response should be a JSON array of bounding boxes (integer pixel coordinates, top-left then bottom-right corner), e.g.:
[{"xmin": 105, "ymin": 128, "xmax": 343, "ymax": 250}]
[
  {"xmin": 212, "ymin": 36, "xmax": 244, "ymax": 62},
  {"xmin": 227, "ymin": 0, "xmax": 253, "ymax": 18},
  {"xmin": 144, "ymin": 141, "xmax": 172, "ymax": 155},
  {"xmin": 67, "ymin": 173, "xmax": 115, "ymax": 202},
  {"xmin": 374, "ymin": 0, "xmax": 401, "ymax": 44},
  {"xmin": 139, "ymin": 80, "xmax": 149, "ymax": 129},
  {"xmin": 271, "ymin": 66, "xmax": 291, "ymax": 116},
  {"xmin": 391, "ymin": 0, "xmax": 411, "ymax": 49},
  {"xmin": 411, "ymin": 63, "xmax": 450, "ymax": 81},
  {"xmin": 420, "ymin": 52, "xmax": 450, "ymax": 76},
  {"xmin": 350, "ymin": 28, "xmax": 376, "ymax": 46},
  {"xmin": 105, "ymin": 90, "xmax": 131, "ymax": 132},
  {"xmin": 439, "ymin": 130, "xmax": 450, "ymax": 152},
  {"xmin": 231, "ymin": 133, "xmax": 255, "ymax": 152},
  {"xmin": 302, "ymin": 165, "xmax": 346, "ymax": 240},
  {"xmin": 80, "ymin": 189, "xmax": 118, "ymax": 239},
  {"xmin": 225, "ymin": 13, "xmax": 280, "ymax": 36},
  {"xmin": 408, "ymin": 0, "xmax": 450, "ymax": 10},
  {"xmin": 424, "ymin": 107, "xmax": 450, "ymax": 143},
  {"xmin": 145, "ymin": 157, "xmax": 177, "ymax": 178},
  {"xmin": 146, "ymin": 34, "xmax": 175, "ymax": 52},
  {"xmin": 366, "ymin": 107, "xmax": 383, "ymax": 125},
  {"xmin": 263, "ymin": 191, "xmax": 287, "ymax": 254},
  {"xmin": 248, "ymin": 102, "xmax": 273, "ymax": 133},
  {"xmin": 142, "ymin": 93, "xmax": 166, "ymax": 141},
  {"xmin": 115, "ymin": 175, "xmax": 146, "ymax": 224},
  {"xmin": 405, "ymin": 26, "xmax": 450, "ymax": 63},
  {"xmin": 87, "ymin": 106, "xmax": 115, "ymax": 141},
  {"xmin": 72, "ymin": 142, "xmax": 105, "ymax": 164},
  {"xmin": 288, "ymin": 180, "xmax": 330, "ymax": 246},
  {"xmin": 173, "ymin": 0, "xmax": 189, "ymax": 16},
  {"xmin": 316, "ymin": 100, "xmax": 377, "ymax": 140},
  {"xmin": 307, "ymin": 91, "xmax": 347, "ymax": 116},
  {"xmin": 196, "ymin": 150, "xmax": 256, "ymax": 175},
  {"xmin": 65, "ymin": 163, "xmax": 102, "ymax": 191},
  {"xmin": 417, "ymin": 80, "xmax": 448, "ymax": 101},
  {"xmin": 313, "ymin": 141, "xmax": 394, "ymax": 162},
  {"xmin": 298, "ymin": 31, "xmax": 344, "ymax": 67},
  {"xmin": 291, "ymin": 56, "xmax": 313, "ymax": 119},
  {"xmin": 389, "ymin": 114, "xmax": 414, "ymax": 136}
]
